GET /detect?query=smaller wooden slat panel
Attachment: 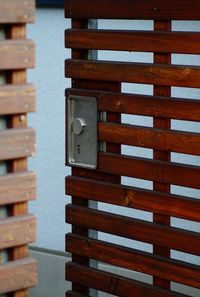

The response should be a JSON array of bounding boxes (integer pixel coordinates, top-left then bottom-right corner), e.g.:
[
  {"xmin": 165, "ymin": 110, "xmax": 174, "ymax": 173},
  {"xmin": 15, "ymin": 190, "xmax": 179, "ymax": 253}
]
[
  {"xmin": 66, "ymin": 29, "xmax": 200, "ymax": 54},
  {"xmin": 66, "ymin": 59, "xmax": 200, "ymax": 88},
  {"xmin": 98, "ymin": 153, "xmax": 200, "ymax": 189},
  {"xmin": 65, "ymin": 0, "xmax": 200, "ymax": 20},
  {"xmin": 66, "ymin": 205, "xmax": 200, "ymax": 255},
  {"xmin": 66, "ymin": 263, "xmax": 190, "ymax": 297},
  {"xmin": 0, "ymin": 40, "xmax": 35, "ymax": 70},
  {"xmin": 0, "ymin": 214, "xmax": 36, "ymax": 249},
  {"xmin": 0, "ymin": 128, "xmax": 35, "ymax": 161},
  {"xmin": 0, "ymin": 171, "xmax": 36, "ymax": 206},
  {"xmin": 66, "ymin": 234, "xmax": 200, "ymax": 288},
  {"xmin": 0, "ymin": 0, "xmax": 35, "ymax": 24},
  {"xmin": 0, "ymin": 258, "xmax": 37, "ymax": 294},
  {"xmin": 0, "ymin": 84, "xmax": 35, "ymax": 116},
  {"xmin": 66, "ymin": 177, "xmax": 200, "ymax": 222},
  {"xmin": 99, "ymin": 122, "xmax": 200, "ymax": 156},
  {"xmin": 66, "ymin": 88, "xmax": 200, "ymax": 122}
]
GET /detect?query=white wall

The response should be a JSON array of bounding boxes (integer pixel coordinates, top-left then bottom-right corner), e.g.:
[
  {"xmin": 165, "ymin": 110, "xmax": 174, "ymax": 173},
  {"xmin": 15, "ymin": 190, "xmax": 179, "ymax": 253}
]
[{"xmin": 28, "ymin": 9, "xmax": 200, "ymax": 266}]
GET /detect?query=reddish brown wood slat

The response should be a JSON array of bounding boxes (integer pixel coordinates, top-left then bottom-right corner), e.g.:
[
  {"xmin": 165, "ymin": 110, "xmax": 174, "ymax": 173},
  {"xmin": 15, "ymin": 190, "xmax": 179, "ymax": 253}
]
[
  {"xmin": 66, "ymin": 29, "xmax": 200, "ymax": 54},
  {"xmin": 0, "ymin": 40, "xmax": 35, "ymax": 70},
  {"xmin": 0, "ymin": 171, "xmax": 36, "ymax": 206},
  {"xmin": 66, "ymin": 88, "xmax": 200, "ymax": 122},
  {"xmin": 66, "ymin": 176, "xmax": 200, "ymax": 222},
  {"xmin": 66, "ymin": 263, "xmax": 190, "ymax": 297},
  {"xmin": 66, "ymin": 292, "xmax": 89, "ymax": 297},
  {"xmin": 66, "ymin": 59, "xmax": 200, "ymax": 88},
  {"xmin": 98, "ymin": 153, "xmax": 200, "ymax": 189},
  {"xmin": 65, "ymin": 0, "xmax": 200, "ymax": 20},
  {"xmin": 0, "ymin": 258, "xmax": 37, "ymax": 294},
  {"xmin": 0, "ymin": 215, "xmax": 36, "ymax": 249},
  {"xmin": 99, "ymin": 122, "xmax": 200, "ymax": 155},
  {"xmin": 0, "ymin": 128, "xmax": 35, "ymax": 161},
  {"xmin": 66, "ymin": 234, "xmax": 200, "ymax": 288},
  {"xmin": 0, "ymin": 0, "xmax": 35, "ymax": 24},
  {"xmin": 66, "ymin": 205, "xmax": 200, "ymax": 255},
  {"xmin": 0, "ymin": 84, "xmax": 35, "ymax": 115}
]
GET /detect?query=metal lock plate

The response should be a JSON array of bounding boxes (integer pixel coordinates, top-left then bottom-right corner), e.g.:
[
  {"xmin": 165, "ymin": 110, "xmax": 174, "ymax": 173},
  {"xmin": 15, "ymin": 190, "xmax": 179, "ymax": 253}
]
[{"xmin": 67, "ymin": 95, "xmax": 97, "ymax": 169}]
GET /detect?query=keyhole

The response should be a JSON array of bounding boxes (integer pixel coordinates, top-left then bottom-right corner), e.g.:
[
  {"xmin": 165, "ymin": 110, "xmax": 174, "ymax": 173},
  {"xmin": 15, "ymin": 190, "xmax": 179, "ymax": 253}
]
[{"xmin": 77, "ymin": 145, "xmax": 81, "ymax": 155}]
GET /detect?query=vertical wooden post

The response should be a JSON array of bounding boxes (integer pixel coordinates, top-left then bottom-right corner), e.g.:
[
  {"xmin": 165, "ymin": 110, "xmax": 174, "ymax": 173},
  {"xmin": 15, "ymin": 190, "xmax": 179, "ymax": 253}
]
[
  {"xmin": 153, "ymin": 20, "xmax": 171, "ymax": 289},
  {"xmin": 67, "ymin": 18, "xmax": 121, "ymax": 296}
]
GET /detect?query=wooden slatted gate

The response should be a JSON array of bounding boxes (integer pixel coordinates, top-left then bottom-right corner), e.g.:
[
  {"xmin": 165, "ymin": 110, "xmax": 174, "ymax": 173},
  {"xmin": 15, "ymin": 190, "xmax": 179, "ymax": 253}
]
[
  {"xmin": 0, "ymin": 1, "xmax": 37, "ymax": 296},
  {"xmin": 65, "ymin": 1, "xmax": 200, "ymax": 296}
]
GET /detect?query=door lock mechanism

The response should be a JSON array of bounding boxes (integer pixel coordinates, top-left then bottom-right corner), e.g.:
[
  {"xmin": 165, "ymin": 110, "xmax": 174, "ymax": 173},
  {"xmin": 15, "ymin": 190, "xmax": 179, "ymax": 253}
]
[{"xmin": 67, "ymin": 95, "xmax": 97, "ymax": 169}]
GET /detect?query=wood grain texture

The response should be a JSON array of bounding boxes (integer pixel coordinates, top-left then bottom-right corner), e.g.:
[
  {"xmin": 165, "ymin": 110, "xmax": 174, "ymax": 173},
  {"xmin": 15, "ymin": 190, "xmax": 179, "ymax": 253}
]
[
  {"xmin": 67, "ymin": 88, "xmax": 200, "ymax": 122},
  {"xmin": 153, "ymin": 19, "xmax": 171, "ymax": 289},
  {"xmin": 66, "ymin": 176, "xmax": 200, "ymax": 222},
  {"xmin": 0, "ymin": 84, "xmax": 35, "ymax": 115},
  {"xmin": 99, "ymin": 122, "xmax": 200, "ymax": 155},
  {"xmin": 0, "ymin": 40, "xmax": 35, "ymax": 70},
  {"xmin": 0, "ymin": 258, "xmax": 37, "ymax": 294},
  {"xmin": 66, "ymin": 29, "xmax": 200, "ymax": 54},
  {"xmin": 66, "ymin": 205, "xmax": 200, "ymax": 255},
  {"xmin": 66, "ymin": 234, "xmax": 200, "ymax": 288},
  {"xmin": 0, "ymin": 214, "xmax": 36, "ymax": 249},
  {"xmin": 0, "ymin": 128, "xmax": 35, "ymax": 161},
  {"xmin": 0, "ymin": 171, "xmax": 36, "ymax": 206},
  {"xmin": 0, "ymin": 0, "xmax": 35, "ymax": 24},
  {"xmin": 98, "ymin": 153, "xmax": 200, "ymax": 189},
  {"xmin": 66, "ymin": 263, "xmax": 190, "ymax": 297},
  {"xmin": 65, "ymin": 0, "xmax": 200, "ymax": 20},
  {"xmin": 66, "ymin": 59, "xmax": 200, "ymax": 88}
]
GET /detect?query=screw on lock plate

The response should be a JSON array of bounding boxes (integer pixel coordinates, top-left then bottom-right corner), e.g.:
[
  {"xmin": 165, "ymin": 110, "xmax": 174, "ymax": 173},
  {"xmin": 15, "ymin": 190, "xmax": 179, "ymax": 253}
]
[{"xmin": 67, "ymin": 95, "xmax": 97, "ymax": 169}]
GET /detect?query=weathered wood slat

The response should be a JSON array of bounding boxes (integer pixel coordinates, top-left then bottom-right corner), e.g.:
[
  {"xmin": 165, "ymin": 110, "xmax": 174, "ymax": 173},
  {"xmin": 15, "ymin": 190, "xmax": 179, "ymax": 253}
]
[
  {"xmin": 0, "ymin": 128, "xmax": 35, "ymax": 161},
  {"xmin": 0, "ymin": 172, "xmax": 36, "ymax": 206},
  {"xmin": 0, "ymin": 258, "xmax": 37, "ymax": 294},
  {"xmin": 0, "ymin": 84, "xmax": 35, "ymax": 115},
  {"xmin": 98, "ymin": 153, "xmax": 200, "ymax": 189},
  {"xmin": 66, "ymin": 263, "xmax": 190, "ymax": 297},
  {"xmin": 99, "ymin": 122, "xmax": 200, "ymax": 156},
  {"xmin": 66, "ymin": 88, "xmax": 200, "ymax": 122},
  {"xmin": 66, "ymin": 177, "xmax": 200, "ymax": 222},
  {"xmin": 0, "ymin": 214, "xmax": 36, "ymax": 249},
  {"xmin": 66, "ymin": 234, "xmax": 200, "ymax": 288},
  {"xmin": 0, "ymin": 40, "xmax": 35, "ymax": 70},
  {"xmin": 65, "ymin": 0, "xmax": 200, "ymax": 20},
  {"xmin": 66, "ymin": 205, "xmax": 200, "ymax": 255},
  {"xmin": 66, "ymin": 29, "xmax": 200, "ymax": 54},
  {"xmin": 0, "ymin": 0, "xmax": 35, "ymax": 24},
  {"xmin": 66, "ymin": 59, "xmax": 200, "ymax": 88}
]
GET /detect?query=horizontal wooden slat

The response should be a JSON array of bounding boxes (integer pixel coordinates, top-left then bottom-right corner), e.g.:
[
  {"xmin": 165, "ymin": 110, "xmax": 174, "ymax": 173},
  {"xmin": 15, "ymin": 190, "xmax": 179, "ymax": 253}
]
[
  {"xmin": 0, "ymin": 40, "xmax": 35, "ymax": 70},
  {"xmin": 99, "ymin": 122, "xmax": 200, "ymax": 155},
  {"xmin": 66, "ymin": 292, "xmax": 89, "ymax": 297},
  {"xmin": 66, "ymin": 88, "xmax": 200, "ymax": 122},
  {"xmin": 0, "ymin": 84, "xmax": 35, "ymax": 115},
  {"xmin": 0, "ymin": 128, "xmax": 35, "ymax": 161},
  {"xmin": 65, "ymin": 0, "xmax": 200, "ymax": 20},
  {"xmin": 0, "ymin": 172, "xmax": 36, "ymax": 206},
  {"xmin": 66, "ymin": 59, "xmax": 200, "ymax": 88},
  {"xmin": 66, "ymin": 234, "xmax": 200, "ymax": 288},
  {"xmin": 66, "ymin": 177, "xmax": 200, "ymax": 222},
  {"xmin": 66, "ymin": 205, "xmax": 200, "ymax": 255},
  {"xmin": 0, "ymin": 258, "xmax": 37, "ymax": 294},
  {"xmin": 66, "ymin": 263, "xmax": 189, "ymax": 297},
  {"xmin": 98, "ymin": 153, "xmax": 200, "ymax": 189},
  {"xmin": 0, "ymin": 214, "xmax": 36, "ymax": 249},
  {"xmin": 66, "ymin": 29, "xmax": 200, "ymax": 54},
  {"xmin": 0, "ymin": 0, "xmax": 35, "ymax": 23}
]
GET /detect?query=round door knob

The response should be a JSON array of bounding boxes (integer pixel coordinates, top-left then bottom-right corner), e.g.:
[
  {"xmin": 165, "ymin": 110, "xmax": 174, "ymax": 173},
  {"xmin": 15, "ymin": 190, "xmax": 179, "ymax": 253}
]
[{"xmin": 72, "ymin": 118, "xmax": 85, "ymax": 135}]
